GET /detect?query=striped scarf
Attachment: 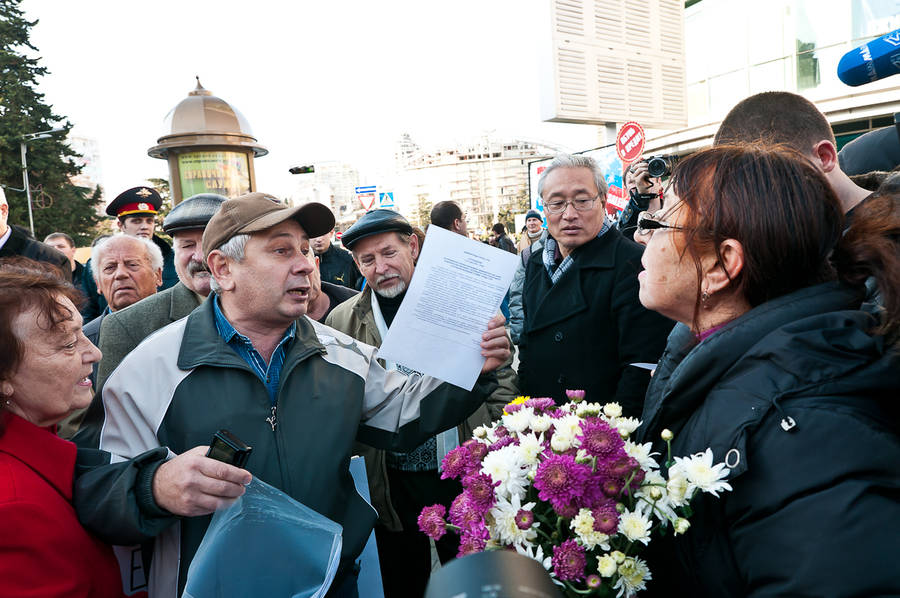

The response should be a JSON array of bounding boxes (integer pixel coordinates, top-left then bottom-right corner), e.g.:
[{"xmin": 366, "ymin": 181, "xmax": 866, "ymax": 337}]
[{"xmin": 542, "ymin": 219, "xmax": 610, "ymax": 284}]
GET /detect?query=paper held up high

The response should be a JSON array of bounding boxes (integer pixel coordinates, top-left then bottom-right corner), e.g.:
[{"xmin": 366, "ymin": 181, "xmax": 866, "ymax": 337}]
[{"xmin": 378, "ymin": 225, "xmax": 519, "ymax": 390}]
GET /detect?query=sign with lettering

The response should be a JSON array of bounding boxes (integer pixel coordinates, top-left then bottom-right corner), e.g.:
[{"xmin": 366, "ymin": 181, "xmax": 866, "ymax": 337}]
[{"xmin": 615, "ymin": 122, "xmax": 645, "ymax": 163}]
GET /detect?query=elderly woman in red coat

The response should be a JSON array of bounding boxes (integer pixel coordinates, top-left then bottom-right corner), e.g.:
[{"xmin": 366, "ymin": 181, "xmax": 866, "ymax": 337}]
[{"xmin": 0, "ymin": 258, "xmax": 124, "ymax": 597}]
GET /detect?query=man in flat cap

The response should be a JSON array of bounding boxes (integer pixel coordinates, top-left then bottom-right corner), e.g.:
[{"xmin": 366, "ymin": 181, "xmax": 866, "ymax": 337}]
[
  {"xmin": 326, "ymin": 209, "xmax": 518, "ymax": 597},
  {"xmin": 74, "ymin": 193, "xmax": 511, "ymax": 598},
  {"xmin": 81, "ymin": 186, "xmax": 178, "ymax": 319},
  {"xmin": 92, "ymin": 193, "xmax": 228, "ymax": 390}
]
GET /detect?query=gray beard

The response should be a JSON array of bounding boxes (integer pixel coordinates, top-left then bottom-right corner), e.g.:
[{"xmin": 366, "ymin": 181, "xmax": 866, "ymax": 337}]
[{"xmin": 375, "ymin": 278, "xmax": 408, "ymax": 299}]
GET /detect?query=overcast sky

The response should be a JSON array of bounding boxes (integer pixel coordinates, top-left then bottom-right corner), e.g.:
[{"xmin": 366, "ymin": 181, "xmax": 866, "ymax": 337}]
[{"xmin": 22, "ymin": 0, "xmax": 601, "ymax": 201}]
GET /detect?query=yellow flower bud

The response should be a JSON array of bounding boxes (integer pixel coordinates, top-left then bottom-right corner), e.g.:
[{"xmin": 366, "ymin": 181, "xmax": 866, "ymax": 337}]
[
  {"xmin": 674, "ymin": 518, "xmax": 691, "ymax": 535},
  {"xmin": 649, "ymin": 487, "xmax": 663, "ymax": 501},
  {"xmin": 611, "ymin": 550, "xmax": 626, "ymax": 564},
  {"xmin": 661, "ymin": 429, "xmax": 674, "ymax": 441}
]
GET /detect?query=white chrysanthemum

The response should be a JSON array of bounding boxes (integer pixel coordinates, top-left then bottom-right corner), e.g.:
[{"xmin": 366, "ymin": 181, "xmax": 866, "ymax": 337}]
[
  {"xmin": 490, "ymin": 493, "xmax": 537, "ymax": 546},
  {"xmin": 575, "ymin": 401, "xmax": 603, "ymax": 418},
  {"xmin": 614, "ymin": 416, "xmax": 642, "ymax": 436},
  {"xmin": 550, "ymin": 429, "xmax": 574, "ymax": 452},
  {"xmin": 517, "ymin": 432, "xmax": 544, "ymax": 466},
  {"xmin": 674, "ymin": 517, "xmax": 690, "ymax": 535},
  {"xmin": 603, "ymin": 402, "xmax": 623, "ymax": 418},
  {"xmin": 515, "ymin": 542, "xmax": 552, "ymax": 571},
  {"xmin": 502, "ymin": 406, "xmax": 534, "ymax": 433},
  {"xmin": 666, "ymin": 464, "xmax": 689, "ymax": 507},
  {"xmin": 529, "ymin": 414, "xmax": 553, "ymax": 433},
  {"xmin": 636, "ymin": 470, "xmax": 677, "ymax": 522},
  {"xmin": 617, "ymin": 509, "xmax": 652, "ymax": 545},
  {"xmin": 570, "ymin": 509, "xmax": 611, "ymax": 551},
  {"xmin": 597, "ymin": 554, "xmax": 617, "ymax": 577},
  {"xmin": 624, "ymin": 440, "xmax": 658, "ymax": 471},
  {"xmin": 673, "ymin": 448, "xmax": 732, "ymax": 497},
  {"xmin": 556, "ymin": 413, "xmax": 583, "ymax": 439},
  {"xmin": 480, "ymin": 444, "xmax": 529, "ymax": 500},
  {"xmin": 613, "ymin": 556, "xmax": 652, "ymax": 598}
]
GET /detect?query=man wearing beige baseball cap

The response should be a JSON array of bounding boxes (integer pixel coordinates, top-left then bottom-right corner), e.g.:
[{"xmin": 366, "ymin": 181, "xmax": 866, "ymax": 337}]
[{"xmin": 75, "ymin": 192, "xmax": 511, "ymax": 598}]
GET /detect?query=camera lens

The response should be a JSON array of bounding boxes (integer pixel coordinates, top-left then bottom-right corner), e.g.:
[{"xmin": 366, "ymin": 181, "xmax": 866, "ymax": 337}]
[{"xmin": 647, "ymin": 156, "xmax": 670, "ymax": 178}]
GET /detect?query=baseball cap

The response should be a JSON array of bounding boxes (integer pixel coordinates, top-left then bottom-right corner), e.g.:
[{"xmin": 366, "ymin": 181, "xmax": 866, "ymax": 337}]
[{"xmin": 202, "ymin": 192, "xmax": 335, "ymax": 258}]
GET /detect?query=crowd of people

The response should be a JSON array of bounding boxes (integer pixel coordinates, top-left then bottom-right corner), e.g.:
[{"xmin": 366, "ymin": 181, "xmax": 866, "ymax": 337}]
[{"xmin": 1, "ymin": 90, "xmax": 899, "ymax": 597}]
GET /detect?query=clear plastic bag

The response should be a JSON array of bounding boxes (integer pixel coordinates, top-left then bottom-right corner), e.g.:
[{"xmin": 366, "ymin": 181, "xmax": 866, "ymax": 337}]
[{"xmin": 183, "ymin": 478, "xmax": 342, "ymax": 598}]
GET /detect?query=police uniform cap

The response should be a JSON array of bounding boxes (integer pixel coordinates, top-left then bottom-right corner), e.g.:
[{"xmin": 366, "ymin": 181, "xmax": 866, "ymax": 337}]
[
  {"xmin": 202, "ymin": 192, "xmax": 335, "ymax": 259},
  {"xmin": 106, "ymin": 186, "xmax": 163, "ymax": 218},
  {"xmin": 341, "ymin": 209, "xmax": 413, "ymax": 250},
  {"xmin": 163, "ymin": 193, "xmax": 229, "ymax": 234}
]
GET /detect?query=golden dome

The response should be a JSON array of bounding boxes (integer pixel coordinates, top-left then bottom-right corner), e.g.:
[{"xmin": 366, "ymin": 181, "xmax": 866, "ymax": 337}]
[{"xmin": 148, "ymin": 78, "xmax": 267, "ymax": 158}]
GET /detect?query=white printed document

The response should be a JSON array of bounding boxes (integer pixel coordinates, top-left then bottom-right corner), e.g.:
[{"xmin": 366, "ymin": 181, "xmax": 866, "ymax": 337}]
[{"xmin": 378, "ymin": 225, "xmax": 519, "ymax": 390}]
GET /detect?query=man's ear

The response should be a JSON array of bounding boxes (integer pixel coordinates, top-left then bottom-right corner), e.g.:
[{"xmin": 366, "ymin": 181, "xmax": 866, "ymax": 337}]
[
  {"xmin": 812, "ymin": 140, "xmax": 839, "ymax": 174},
  {"xmin": 207, "ymin": 251, "xmax": 235, "ymax": 292},
  {"xmin": 153, "ymin": 267, "xmax": 163, "ymax": 287},
  {"xmin": 705, "ymin": 238, "xmax": 745, "ymax": 294},
  {"xmin": 408, "ymin": 232, "xmax": 420, "ymax": 260}
]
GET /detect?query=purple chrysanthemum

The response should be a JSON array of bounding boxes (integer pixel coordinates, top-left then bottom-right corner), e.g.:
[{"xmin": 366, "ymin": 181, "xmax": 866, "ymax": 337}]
[
  {"xmin": 525, "ymin": 397, "xmax": 556, "ymax": 412},
  {"xmin": 463, "ymin": 472, "xmax": 498, "ymax": 513},
  {"xmin": 457, "ymin": 521, "xmax": 490, "ymax": 557},
  {"xmin": 489, "ymin": 435, "xmax": 516, "ymax": 451},
  {"xmin": 448, "ymin": 494, "xmax": 481, "ymax": 529},
  {"xmin": 608, "ymin": 454, "xmax": 636, "ymax": 478},
  {"xmin": 533, "ymin": 454, "xmax": 590, "ymax": 510},
  {"xmin": 494, "ymin": 425, "xmax": 510, "ymax": 438},
  {"xmin": 504, "ymin": 402, "xmax": 523, "ymax": 413},
  {"xmin": 440, "ymin": 445, "xmax": 472, "ymax": 480},
  {"xmin": 417, "ymin": 504, "xmax": 447, "ymax": 540},
  {"xmin": 552, "ymin": 539, "xmax": 586, "ymax": 581},
  {"xmin": 601, "ymin": 476, "xmax": 624, "ymax": 498},
  {"xmin": 586, "ymin": 574, "xmax": 602, "ymax": 589},
  {"xmin": 464, "ymin": 439, "xmax": 489, "ymax": 462},
  {"xmin": 514, "ymin": 509, "xmax": 535, "ymax": 530},
  {"xmin": 578, "ymin": 419, "xmax": 624, "ymax": 458},
  {"xmin": 592, "ymin": 502, "xmax": 619, "ymax": 535},
  {"xmin": 565, "ymin": 389, "xmax": 586, "ymax": 402}
]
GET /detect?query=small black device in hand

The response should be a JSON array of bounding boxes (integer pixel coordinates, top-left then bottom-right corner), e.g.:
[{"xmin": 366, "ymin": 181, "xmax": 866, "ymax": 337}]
[{"xmin": 206, "ymin": 429, "xmax": 252, "ymax": 468}]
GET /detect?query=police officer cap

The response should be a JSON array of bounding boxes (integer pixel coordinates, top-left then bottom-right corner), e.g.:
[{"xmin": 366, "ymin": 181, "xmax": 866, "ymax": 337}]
[
  {"xmin": 163, "ymin": 193, "xmax": 228, "ymax": 234},
  {"xmin": 525, "ymin": 209, "xmax": 543, "ymax": 221},
  {"xmin": 106, "ymin": 186, "xmax": 163, "ymax": 218},
  {"xmin": 341, "ymin": 209, "xmax": 413, "ymax": 250}
]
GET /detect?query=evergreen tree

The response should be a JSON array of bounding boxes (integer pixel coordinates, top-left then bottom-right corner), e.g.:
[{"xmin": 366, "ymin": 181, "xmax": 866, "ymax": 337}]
[{"xmin": 0, "ymin": 0, "xmax": 103, "ymax": 246}]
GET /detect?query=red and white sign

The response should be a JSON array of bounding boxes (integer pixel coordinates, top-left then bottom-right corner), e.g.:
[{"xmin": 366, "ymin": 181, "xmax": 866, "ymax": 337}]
[
  {"xmin": 615, "ymin": 121, "xmax": 645, "ymax": 163},
  {"xmin": 357, "ymin": 193, "xmax": 377, "ymax": 210}
]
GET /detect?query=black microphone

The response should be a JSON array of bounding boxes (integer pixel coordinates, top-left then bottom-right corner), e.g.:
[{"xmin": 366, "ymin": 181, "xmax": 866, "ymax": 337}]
[{"xmin": 837, "ymin": 28, "xmax": 900, "ymax": 87}]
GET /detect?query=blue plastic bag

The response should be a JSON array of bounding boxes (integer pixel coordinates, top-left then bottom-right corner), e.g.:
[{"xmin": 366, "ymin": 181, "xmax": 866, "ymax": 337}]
[{"xmin": 183, "ymin": 478, "xmax": 342, "ymax": 598}]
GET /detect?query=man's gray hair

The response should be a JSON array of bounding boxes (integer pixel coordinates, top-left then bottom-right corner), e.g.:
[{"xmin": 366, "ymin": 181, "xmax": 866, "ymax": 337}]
[
  {"xmin": 537, "ymin": 154, "xmax": 609, "ymax": 200},
  {"xmin": 92, "ymin": 234, "xmax": 164, "ymax": 285},
  {"xmin": 208, "ymin": 233, "xmax": 249, "ymax": 294}
]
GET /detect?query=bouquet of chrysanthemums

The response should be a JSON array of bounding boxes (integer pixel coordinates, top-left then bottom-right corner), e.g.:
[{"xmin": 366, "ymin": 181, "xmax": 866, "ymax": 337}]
[{"xmin": 418, "ymin": 391, "xmax": 732, "ymax": 597}]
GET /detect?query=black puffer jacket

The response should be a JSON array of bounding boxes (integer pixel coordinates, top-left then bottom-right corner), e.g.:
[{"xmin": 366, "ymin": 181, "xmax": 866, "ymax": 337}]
[{"xmin": 637, "ymin": 282, "xmax": 900, "ymax": 596}]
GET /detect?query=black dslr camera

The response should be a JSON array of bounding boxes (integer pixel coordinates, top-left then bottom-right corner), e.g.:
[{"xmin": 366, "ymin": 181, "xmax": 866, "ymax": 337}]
[{"xmin": 645, "ymin": 154, "xmax": 677, "ymax": 178}]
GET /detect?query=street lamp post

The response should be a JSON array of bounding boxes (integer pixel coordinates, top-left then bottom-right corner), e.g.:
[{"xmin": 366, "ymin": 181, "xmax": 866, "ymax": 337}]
[{"xmin": 20, "ymin": 128, "xmax": 66, "ymax": 236}]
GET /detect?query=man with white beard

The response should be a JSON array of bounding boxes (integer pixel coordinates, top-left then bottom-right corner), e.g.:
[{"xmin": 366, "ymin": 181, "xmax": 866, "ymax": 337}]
[{"xmin": 325, "ymin": 209, "xmax": 518, "ymax": 597}]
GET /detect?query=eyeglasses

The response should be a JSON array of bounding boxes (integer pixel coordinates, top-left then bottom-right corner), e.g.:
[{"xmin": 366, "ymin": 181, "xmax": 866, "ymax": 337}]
[
  {"xmin": 543, "ymin": 196, "xmax": 599, "ymax": 214},
  {"xmin": 636, "ymin": 211, "xmax": 684, "ymax": 236}
]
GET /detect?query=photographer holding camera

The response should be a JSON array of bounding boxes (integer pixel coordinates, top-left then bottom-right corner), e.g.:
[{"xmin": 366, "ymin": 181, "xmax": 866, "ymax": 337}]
[{"xmin": 616, "ymin": 157, "xmax": 668, "ymax": 241}]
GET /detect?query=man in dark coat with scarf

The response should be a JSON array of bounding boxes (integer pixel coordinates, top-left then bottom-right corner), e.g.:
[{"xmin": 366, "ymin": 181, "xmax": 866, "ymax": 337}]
[{"xmin": 517, "ymin": 154, "xmax": 673, "ymax": 417}]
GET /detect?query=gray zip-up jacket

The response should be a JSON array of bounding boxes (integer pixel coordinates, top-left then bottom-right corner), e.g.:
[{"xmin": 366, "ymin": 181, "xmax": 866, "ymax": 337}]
[{"xmin": 73, "ymin": 297, "xmax": 496, "ymax": 597}]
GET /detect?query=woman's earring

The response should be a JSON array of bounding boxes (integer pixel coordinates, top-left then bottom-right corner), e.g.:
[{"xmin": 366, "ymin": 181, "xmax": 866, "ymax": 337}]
[{"xmin": 701, "ymin": 290, "xmax": 711, "ymax": 308}]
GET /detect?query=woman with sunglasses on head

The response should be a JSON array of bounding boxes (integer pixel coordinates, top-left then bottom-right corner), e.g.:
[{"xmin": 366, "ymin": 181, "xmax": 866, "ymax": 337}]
[{"xmin": 632, "ymin": 144, "xmax": 900, "ymax": 596}]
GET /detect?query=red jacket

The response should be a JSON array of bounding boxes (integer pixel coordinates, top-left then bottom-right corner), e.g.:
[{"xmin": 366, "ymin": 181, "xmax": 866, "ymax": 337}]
[{"xmin": 0, "ymin": 412, "xmax": 125, "ymax": 597}]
